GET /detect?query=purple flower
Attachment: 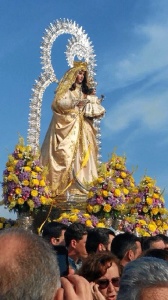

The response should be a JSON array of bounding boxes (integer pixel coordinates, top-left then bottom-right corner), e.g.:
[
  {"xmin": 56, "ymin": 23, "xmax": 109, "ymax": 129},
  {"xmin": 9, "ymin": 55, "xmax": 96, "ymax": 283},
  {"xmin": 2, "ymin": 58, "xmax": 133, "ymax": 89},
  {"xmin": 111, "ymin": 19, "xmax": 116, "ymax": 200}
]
[
  {"xmin": 33, "ymin": 197, "xmax": 41, "ymax": 208},
  {"xmin": 18, "ymin": 172, "xmax": 30, "ymax": 181},
  {"xmin": 3, "ymin": 169, "xmax": 9, "ymax": 176},
  {"xmin": 16, "ymin": 160, "xmax": 25, "ymax": 169}
]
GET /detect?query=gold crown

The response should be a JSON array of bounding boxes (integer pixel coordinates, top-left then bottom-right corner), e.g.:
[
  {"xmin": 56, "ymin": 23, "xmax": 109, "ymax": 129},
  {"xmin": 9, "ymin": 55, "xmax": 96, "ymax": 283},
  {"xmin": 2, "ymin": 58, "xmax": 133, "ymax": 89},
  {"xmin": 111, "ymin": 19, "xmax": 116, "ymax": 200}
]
[{"xmin": 73, "ymin": 61, "xmax": 87, "ymax": 69}]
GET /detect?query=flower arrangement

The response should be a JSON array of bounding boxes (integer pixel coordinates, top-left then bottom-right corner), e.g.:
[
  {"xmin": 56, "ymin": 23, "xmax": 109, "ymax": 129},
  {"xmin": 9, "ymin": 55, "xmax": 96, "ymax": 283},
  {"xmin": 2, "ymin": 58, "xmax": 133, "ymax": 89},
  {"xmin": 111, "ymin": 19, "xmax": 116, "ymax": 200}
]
[
  {"xmin": 130, "ymin": 175, "xmax": 167, "ymax": 219},
  {"xmin": 55, "ymin": 209, "xmax": 106, "ymax": 228},
  {"xmin": 2, "ymin": 137, "xmax": 53, "ymax": 214},
  {"xmin": 86, "ymin": 153, "xmax": 136, "ymax": 219}
]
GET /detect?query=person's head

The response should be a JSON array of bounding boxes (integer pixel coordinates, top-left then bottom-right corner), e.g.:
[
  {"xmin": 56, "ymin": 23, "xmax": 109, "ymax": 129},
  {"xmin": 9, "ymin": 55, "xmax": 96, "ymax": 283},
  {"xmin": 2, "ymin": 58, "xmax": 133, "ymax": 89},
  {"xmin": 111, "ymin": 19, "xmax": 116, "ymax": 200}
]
[
  {"xmin": 0, "ymin": 228, "xmax": 60, "ymax": 299},
  {"xmin": 64, "ymin": 222, "xmax": 88, "ymax": 259},
  {"xmin": 142, "ymin": 235, "xmax": 166, "ymax": 251},
  {"xmin": 55, "ymin": 61, "xmax": 91, "ymax": 102},
  {"xmin": 157, "ymin": 234, "xmax": 168, "ymax": 250},
  {"xmin": 78, "ymin": 251, "xmax": 121, "ymax": 300},
  {"xmin": 142, "ymin": 248, "xmax": 168, "ymax": 261},
  {"xmin": 42, "ymin": 221, "xmax": 68, "ymax": 246},
  {"xmin": 111, "ymin": 232, "xmax": 142, "ymax": 266},
  {"xmin": 117, "ymin": 257, "xmax": 168, "ymax": 300},
  {"xmin": 86, "ymin": 228, "xmax": 115, "ymax": 254}
]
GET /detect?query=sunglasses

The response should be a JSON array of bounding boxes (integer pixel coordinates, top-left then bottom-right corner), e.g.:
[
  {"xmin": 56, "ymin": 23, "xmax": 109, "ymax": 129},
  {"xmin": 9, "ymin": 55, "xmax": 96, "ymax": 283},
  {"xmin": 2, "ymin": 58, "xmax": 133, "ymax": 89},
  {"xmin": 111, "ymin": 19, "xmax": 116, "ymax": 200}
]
[{"xmin": 96, "ymin": 277, "xmax": 120, "ymax": 289}]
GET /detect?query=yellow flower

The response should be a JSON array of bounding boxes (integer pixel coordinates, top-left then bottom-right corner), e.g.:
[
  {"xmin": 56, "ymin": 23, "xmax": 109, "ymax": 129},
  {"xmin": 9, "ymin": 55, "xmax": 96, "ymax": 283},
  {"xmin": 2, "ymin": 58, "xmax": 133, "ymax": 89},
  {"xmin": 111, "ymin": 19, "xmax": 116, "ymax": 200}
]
[
  {"xmin": 92, "ymin": 205, "xmax": 101, "ymax": 213},
  {"xmin": 139, "ymin": 219, "xmax": 147, "ymax": 226},
  {"xmin": 88, "ymin": 191, "xmax": 94, "ymax": 198},
  {"xmin": 56, "ymin": 216, "xmax": 63, "ymax": 222},
  {"xmin": 82, "ymin": 213, "xmax": 90, "ymax": 218},
  {"xmin": 9, "ymin": 201, "xmax": 17, "ymax": 209},
  {"xmin": 102, "ymin": 190, "xmax": 108, "ymax": 197},
  {"xmin": 45, "ymin": 198, "xmax": 52, "ymax": 205},
  {"xmin": 147, "ymin": 183, "xmax": 153, "ymax": 188},
  {"xmin": 87, "ymin": 204, "xmax": 93, "ymax": 213},
  {"xmin": 153, "ymin": 193, "xmax": 159, "ymax": 199},
  {"xmin": 97, "ymin": 177, "xmax": 104, "ymax": 183},
  {"xmin": 143, "ymin": 231, "xmax": 151, "ymax": 237},
  {"xmin": 7, "ymin": 166, "xmax": 14, "ymax": 172},
  {"xmin": 31, "ymin": 189, "xmax": 38, "ymax": 197},
  {"xmin": 61, "ymin": 213, "xmax": 69, "ymax": 218},
  {"xmin": 7, "ymin": 174, "xmax": 19, "ymax": 183},
  {"xmin": 159, "ymin": 207, "xmax": 167, "ymax": 214},
  {"xmin": 115, "ymin": 163, "xmax": 122, "ymax": 169},
  {"xmin": 148, "ymin": 223, "xmax": 157, "ymax": 232},
  {"xmin": 69, "ymin": 214, "xmax": 78, "ymax": 223},
  {"xmin": 44, "ymin": 186, "xmax": 49, "ymax": 193},
  {"xmin": 160, "ymin": 196, "xmax": 165, "ymax": 203},
  {"xmin": 116, "ymin": 178, "xmax": 123, "ymax": 184},
  {"xmin": 31, "ymin": 179, "xmax": 39, "ymax": 186},
  {"xmin": 71, "ymin": 209, "xmax": 80, "ymax": 214},
  {"xmin": 39, "ymin": 180, "xmax": 45, "ymax": 187},
  {"xmin": 132, "ymin": 188, "xmax": 139, "ymax": 194},
  {"xmin": 146, "ymin": 197, "xmax": 153, "ymax": 206},
  {"xmin": 17, "ymin": 198, "xmax": 25, "ymax": 205},
  {"xmin": 18, "ymin": 153, "xmax": 23, "ymax": 159},
  {"xmin": 130, "ymin": 182, "xmax": 135, "ymax": 188},
  {"xmin": 15, "ymin": 188, "xmax": 21, "ymax": 195},
  {"xmin": 114, "ymin": 189, "xmax": 121, "ymax": 197},
  {"xmin": 152, "ymin": 207, "xmax": 159, "ymax": 215},
  {"xmin": 24, "ymin": 166, "xmax": 31, "ymax": 172},
  {"xmin": 31, "ymin": 171, "xmax": 37, "ymax": 178},
  {"xmin": 96, "ymin": 222, "xmax": 105, "ymax": 228},
  {"xmin": 163, "ymin": 223, "xmax": 168, "ymax": 230},
  {"xmin": 27, "ymin": 199, "xmax": 35, "ymax": 210},
  {"xmin": 120, "ymin": 172, "xmax": 127, "ymax": 178},
  {"xmin": 123, "ymin": 188, "xmax": 129, "ymax": 195},
  {"xmin": 22, "ymin": 180, "xmax": 29, "ymax": 186},
  {"xmin": 34, "ymin": 166, "xmax": 42, "ymax": 172},
  {"xmin": 85, "ymin": 220, "xmax": 92, "ymax": 227},
  {"xmin": 143, "ymin": 206, "xmax": 148, "ymax": 213},
  {"xmin": 134, "ymin": 197, "xmax": 141, "ymax": 204},
  {"xmin": 0, "ymin": 223, "xmax": 3, "ymax": 229},
  {"xmin": 40, "ymin": 196, "xmax": 47, "ymax": 205},
  {"xmin": 103, "ymin": 204, "xmax": 112, "ymax": 213},
  {"xmin": 156, "ymin": 219, "xmax": 162, "ymax": 226}
]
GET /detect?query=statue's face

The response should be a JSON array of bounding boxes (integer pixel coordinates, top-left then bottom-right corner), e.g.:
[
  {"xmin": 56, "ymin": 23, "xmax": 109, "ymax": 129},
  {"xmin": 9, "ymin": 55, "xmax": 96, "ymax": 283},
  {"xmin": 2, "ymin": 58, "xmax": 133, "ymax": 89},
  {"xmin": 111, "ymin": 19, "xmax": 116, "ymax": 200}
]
[{"xmin": 75, "ymin": 70, "xmax": 85, "ymax": 84}]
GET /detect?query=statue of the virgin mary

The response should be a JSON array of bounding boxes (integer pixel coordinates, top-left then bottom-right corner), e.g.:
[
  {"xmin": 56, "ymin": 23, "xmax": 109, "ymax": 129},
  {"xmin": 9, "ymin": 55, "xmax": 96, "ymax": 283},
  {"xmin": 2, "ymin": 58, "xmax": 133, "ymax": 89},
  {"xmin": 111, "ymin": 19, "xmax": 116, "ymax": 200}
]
[{"xmin": 27, "ymin": 19, "xmax": 105, "ymax": 197}]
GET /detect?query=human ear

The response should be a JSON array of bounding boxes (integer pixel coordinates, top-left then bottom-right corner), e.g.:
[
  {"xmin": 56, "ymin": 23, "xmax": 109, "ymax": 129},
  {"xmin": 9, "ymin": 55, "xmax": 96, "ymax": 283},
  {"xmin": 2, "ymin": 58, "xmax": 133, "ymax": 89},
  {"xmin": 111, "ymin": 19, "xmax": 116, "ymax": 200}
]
[{"xmin": 71, "ymin": 239, "xmax": 77, "ymax": 249}]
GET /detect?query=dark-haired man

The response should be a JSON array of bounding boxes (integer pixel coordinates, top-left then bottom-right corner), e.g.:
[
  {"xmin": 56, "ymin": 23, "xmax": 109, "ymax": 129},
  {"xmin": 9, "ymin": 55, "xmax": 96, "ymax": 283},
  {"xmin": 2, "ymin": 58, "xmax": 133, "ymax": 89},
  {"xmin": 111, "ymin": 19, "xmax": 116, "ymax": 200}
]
[
  {"xmin": 42, "ymin": 221, "xmax": 68, "ymax": 246},
  {"xmin": 86, "ymin": 227, "xmax": 115, "ymax": 254},
  {"xmin": 64, "ymin": 222, "xmax": 88, "ymax": 272},
  {"xmin": 111, "ymin": 232, "xmax": 142, "ymax": 267}
]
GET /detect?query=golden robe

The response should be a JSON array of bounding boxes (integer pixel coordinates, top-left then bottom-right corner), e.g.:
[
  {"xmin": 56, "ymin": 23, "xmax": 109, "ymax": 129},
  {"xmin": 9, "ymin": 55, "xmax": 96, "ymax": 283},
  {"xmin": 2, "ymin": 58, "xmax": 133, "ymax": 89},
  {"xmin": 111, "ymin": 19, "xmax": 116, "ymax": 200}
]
[{"xmin": 40, "ymin": 84, "xmax": 105, "ymax": 195}]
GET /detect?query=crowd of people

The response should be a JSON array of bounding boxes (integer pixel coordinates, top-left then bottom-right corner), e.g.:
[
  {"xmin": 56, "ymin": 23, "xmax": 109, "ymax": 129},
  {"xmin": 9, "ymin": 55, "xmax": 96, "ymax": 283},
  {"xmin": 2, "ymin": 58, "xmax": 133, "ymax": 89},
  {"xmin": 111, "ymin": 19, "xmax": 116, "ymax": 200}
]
[{"xmin": 0, "ymin": 221, "xmax": 168, "ymax": 299}]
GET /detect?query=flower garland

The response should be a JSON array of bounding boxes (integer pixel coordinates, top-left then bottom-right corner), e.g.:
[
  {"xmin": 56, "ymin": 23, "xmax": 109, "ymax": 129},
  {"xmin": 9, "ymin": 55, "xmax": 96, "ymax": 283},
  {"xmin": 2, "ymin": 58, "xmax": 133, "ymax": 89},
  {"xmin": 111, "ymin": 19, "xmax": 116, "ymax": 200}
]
[
  {"xmin": 86, "ymin": 153, "xmax": 136, "ymax": 219},
  {"xmin": 2, "ymin": 137, "xmax": 53, "ymax": 214},
  {"xmin": 55, "ymin": 209, "xmax": 106, "ymax": 228}
]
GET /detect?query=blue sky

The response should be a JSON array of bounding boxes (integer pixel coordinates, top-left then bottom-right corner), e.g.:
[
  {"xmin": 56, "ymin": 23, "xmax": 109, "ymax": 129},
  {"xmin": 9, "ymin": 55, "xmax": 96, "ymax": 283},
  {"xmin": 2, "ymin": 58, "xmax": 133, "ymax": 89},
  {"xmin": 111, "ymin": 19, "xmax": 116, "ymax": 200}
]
[{"xmin": 1, "ymin": 0, "xmax": 168, "ymax": 218}]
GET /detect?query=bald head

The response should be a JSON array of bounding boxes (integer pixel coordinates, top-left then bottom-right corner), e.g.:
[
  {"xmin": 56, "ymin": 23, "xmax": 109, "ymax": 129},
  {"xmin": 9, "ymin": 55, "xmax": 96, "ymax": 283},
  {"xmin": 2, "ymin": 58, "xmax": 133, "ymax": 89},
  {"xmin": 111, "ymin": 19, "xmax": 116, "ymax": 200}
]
[{"xmin": 0, "ymin": 228, "xmax": 60, "ymax": 299}]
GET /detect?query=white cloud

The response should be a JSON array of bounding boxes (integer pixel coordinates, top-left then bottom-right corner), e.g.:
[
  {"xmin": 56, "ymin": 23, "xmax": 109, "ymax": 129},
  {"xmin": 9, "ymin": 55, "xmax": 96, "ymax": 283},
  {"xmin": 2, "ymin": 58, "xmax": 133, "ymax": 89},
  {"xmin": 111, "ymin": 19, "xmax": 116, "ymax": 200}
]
[
  {"xmin": 104, "ymin": 92, "xmax": 168, "ymax": 133},
  {"xmin": 99, "ymin": 21, "xmax": 168, "ymax": 92}
]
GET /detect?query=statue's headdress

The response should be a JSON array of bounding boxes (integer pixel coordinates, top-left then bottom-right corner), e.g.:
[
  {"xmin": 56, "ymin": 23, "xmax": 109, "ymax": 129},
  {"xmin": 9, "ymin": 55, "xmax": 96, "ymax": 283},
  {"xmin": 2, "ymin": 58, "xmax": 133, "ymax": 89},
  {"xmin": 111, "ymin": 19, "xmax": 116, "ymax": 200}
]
[{"xmin": 55, "ymin": 61, "xmax": 88, "ymax": 102}]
